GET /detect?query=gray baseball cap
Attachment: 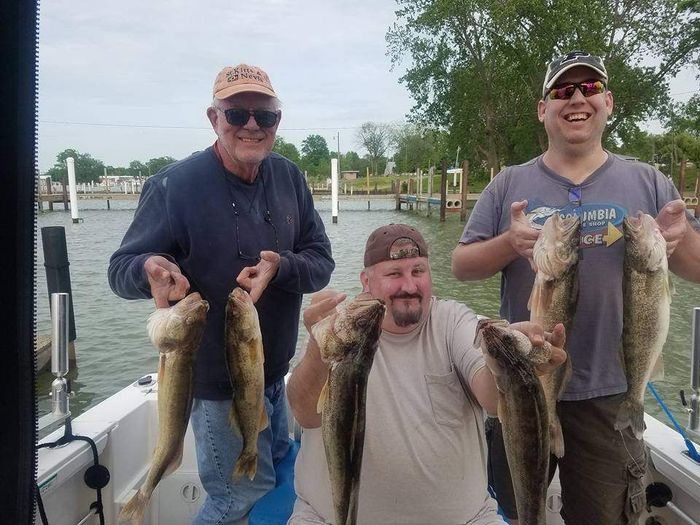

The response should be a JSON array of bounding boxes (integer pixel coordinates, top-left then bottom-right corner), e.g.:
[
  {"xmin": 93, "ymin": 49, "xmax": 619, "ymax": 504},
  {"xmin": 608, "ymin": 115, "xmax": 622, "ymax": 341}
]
[{"xmin": 542, "ymin": 51, "xmax": 608, "ymax": 97}]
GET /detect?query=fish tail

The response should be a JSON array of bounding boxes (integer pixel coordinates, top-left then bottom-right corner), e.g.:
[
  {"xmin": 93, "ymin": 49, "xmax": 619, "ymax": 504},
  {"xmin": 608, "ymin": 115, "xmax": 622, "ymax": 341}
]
[
  {"xmin": 233, "ymin": 451, "xmax": 258, "ymax": 481},
  {"xmin": 118, "ymin": 489, "xmax": 148, "ymax": 525},
  {"xmin": 614, "ymin": 398, "xmax": 645, "ymax": 440}
]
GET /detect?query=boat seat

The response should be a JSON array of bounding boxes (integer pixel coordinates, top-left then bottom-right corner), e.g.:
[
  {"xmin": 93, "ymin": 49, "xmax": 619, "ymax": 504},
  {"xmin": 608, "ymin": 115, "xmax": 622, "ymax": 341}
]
[{"xmin": 249, "ymin": 439, "xmax": 300, "ymax": 525}]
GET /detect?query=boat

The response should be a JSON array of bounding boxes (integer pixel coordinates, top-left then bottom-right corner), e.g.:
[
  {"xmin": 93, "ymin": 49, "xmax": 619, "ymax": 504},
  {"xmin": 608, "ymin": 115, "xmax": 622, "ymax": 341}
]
[{"xmin": 36, "ymin": 301, "xmax": 700, "ymax": 525}]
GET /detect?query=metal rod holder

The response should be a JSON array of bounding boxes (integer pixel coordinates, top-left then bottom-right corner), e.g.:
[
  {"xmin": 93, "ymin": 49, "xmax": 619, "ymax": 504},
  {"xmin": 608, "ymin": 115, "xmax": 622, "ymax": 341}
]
[
  {"xmin": 687, "ymin": 308, "xmax": 700, "ymax": 442},
  {"xmin": 38, "ymin": 292, "xmax": 72, "ymax": 440}
]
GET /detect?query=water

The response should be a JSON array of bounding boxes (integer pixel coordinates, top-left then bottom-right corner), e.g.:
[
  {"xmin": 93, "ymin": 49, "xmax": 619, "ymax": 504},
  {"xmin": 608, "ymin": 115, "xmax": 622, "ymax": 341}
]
[{"xmin": 36, "ymin": 198, "xmax": 700, "ymax": 431}]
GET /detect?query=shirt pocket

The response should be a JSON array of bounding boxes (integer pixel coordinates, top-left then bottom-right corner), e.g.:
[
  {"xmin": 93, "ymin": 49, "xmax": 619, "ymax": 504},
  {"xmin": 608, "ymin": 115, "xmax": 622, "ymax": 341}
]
[{"xmin": 425, "ymin": 369, "xmax": 467, "ymax": 428}]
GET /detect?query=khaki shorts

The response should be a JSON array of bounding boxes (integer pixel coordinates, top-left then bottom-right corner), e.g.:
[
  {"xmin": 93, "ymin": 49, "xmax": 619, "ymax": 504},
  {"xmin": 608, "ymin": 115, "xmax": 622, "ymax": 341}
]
[{"xmin": 486, "ymin": 393, "xmax": 647, "ymax": 525}]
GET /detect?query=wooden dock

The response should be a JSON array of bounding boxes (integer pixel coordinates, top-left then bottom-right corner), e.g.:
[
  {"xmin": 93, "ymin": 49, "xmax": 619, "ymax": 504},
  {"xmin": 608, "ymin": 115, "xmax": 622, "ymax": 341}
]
[{"xmin": 35, "ymin": 335, "xmax": 77, "ymax": 372}]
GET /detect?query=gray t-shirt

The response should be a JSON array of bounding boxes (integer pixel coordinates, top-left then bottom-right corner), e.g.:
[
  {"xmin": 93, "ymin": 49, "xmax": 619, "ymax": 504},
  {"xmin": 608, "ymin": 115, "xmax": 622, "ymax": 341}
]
[
  {"xmin": 460, "ymin": 153, "xmax": 699, "ymax": 400},
  {"xmin": 292, "ymin": 298, "xmax": 504, "ymax": 525}
]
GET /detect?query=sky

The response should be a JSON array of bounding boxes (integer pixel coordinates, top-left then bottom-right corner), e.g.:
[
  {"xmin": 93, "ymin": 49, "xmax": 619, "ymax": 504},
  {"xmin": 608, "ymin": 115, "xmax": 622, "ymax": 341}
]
[{"xmin": 38, "ymin": 1, "xmax": 698, "ymax": 173}]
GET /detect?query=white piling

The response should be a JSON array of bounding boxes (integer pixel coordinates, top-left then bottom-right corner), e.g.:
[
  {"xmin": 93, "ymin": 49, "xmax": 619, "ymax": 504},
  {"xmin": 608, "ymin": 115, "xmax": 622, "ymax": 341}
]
[
  {"xmin": 65, "ymin": 157, "xmax": 81, "ymax": 223},
  {"xmin": 331, "ymin": 158, "xmax": 339, "ymax": 224}
]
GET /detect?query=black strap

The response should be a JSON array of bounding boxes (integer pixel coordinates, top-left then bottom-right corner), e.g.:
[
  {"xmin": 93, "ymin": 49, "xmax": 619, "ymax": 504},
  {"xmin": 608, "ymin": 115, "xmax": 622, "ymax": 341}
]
[{"xmin": 35, "ymin": 419, "xmax": 107, "ymax": 525}]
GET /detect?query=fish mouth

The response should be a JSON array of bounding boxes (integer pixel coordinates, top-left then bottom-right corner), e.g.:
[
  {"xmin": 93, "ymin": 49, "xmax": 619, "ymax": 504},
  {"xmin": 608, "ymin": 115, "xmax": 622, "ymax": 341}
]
[
  {"xmin": 623, "ymin": 211, "xmax": 649, "ymax": 233},
  {"xmin": 338, "ymin": 294, "xmax": 386, "ymax": 338},
  {"xmin": 556, "ymin": 214, "xmax": 580, "ymax": 239},
  {"xmin": 349, "ymin": 295, "xmax": 386, "ymax": 327},
  {"xmin": 474, "ymin": 319, "xmax": 509, "ymax": 348},
  {"xmin": 176, "ymin": 292, "xmax": 209, "ymax": 321},
  {"xmin": 229, "ymin": 287, "xmax": 252, "ymax": 306}
]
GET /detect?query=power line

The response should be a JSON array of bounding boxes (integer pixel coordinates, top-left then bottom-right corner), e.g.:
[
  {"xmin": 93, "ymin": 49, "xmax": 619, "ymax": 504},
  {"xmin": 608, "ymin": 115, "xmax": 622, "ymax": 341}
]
[{"xmin": 38, "ymin": 120, "xmax": 407, "ymax": 131}]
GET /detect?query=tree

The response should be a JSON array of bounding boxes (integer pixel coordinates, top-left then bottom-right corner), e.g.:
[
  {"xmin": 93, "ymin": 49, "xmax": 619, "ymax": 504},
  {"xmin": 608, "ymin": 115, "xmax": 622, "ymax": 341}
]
[
  {"xmin": 341, "ymin": 151, "xmax": 362, "ymax": 172},
  {"xmin": 387, "ymin": 0, "xmax": 700, "ymax": 172},
  {"xmin": 44, "ymin": 149, "xmax": 105, "ymax": 183},
  {"xmin": 300, "ymin": 134, "xmax": 331, "ymax": 179},
  {"xmin": 128, "ymin": 160, "xmax": 148, "ymax": 178},
  {"xmin": 356, "ymin": 122, "xmax": 391, "ymax": 176},
  {"xmin": 393, "ymin": 124, "xmax": 450, "ymax": 173},
  {"xmin": 273, "ymin": 137, "xmax": 301, "ymax": 164},
  {"xmin": 146, "ymin": 156, "xmax": 176, "ymax": 176}
]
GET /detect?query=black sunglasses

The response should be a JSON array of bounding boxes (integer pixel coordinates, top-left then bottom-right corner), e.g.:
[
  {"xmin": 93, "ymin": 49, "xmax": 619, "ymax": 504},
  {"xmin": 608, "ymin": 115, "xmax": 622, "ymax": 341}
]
[
  {"xmin": 545, "ymin": 80, "xmax": 606, "ymax": 100},
  {"xmin": 233, "ymin": 208, "xmax": 280, "ymax": 262},
  {"xmin": 219, "ymin": 107, "xmax": 278, "ymax": 128}
]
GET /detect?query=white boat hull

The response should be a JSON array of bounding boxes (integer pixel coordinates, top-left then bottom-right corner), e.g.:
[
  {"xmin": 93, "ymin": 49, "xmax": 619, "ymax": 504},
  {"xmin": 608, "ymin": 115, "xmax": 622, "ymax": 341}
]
[{"xmin": 37, "ymin": 375, "xmax": 700, "ymax": 525}]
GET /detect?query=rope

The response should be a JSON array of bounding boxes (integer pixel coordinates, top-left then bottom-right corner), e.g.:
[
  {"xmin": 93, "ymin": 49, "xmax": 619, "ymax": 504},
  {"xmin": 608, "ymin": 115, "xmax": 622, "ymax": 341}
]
[{"xmin": 647, "ymin": 382, "xmax": 700, "ymax": 462}]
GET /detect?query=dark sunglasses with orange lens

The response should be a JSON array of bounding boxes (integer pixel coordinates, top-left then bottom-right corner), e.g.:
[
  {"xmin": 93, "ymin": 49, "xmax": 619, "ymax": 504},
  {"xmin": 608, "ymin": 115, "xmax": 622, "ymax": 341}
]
[
  {"xmin": 220, "ymin": 108, "xmax": 279, "ymax": 128},
  {"xmin": 546, "ymin": 80, "xmax": 606, "ymax": 100}
]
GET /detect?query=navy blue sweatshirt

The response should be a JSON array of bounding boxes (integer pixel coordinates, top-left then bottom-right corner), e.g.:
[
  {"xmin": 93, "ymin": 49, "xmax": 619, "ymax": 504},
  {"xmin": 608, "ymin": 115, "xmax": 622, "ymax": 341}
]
[{"xmin": 108, "ymin": 146, "xmax": 334, "ymax": 399}]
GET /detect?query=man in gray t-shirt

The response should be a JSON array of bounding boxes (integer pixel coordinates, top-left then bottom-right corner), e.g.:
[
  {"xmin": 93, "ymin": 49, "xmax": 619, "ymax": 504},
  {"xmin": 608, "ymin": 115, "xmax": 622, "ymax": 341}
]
[{"xmin": 452, "ymin": 50, "xmax": 700, "ymax": 525}]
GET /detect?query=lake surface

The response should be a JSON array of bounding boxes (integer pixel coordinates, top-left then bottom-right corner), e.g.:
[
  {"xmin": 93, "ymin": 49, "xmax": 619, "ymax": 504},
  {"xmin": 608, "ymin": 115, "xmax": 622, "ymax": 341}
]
[{"xmin": 36, "ymin": 198, "xmax": 700, "ymax": 432}]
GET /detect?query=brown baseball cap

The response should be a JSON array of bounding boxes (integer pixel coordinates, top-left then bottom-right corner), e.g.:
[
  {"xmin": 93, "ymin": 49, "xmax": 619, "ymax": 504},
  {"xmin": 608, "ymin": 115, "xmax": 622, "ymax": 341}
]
[
  {"xmin": 364, "ymin": 224, "xmax": 429, "ymax": 268},
  {"xmin": 213, "ymin": 64, "xmax": 276, "ymax": 100}
]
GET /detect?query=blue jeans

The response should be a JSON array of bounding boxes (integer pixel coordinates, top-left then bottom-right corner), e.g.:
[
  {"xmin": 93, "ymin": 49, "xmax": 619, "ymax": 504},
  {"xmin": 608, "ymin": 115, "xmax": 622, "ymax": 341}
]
[{"xmin": 191, "ymin": 378, "xmax": 291, "ymax": 525}]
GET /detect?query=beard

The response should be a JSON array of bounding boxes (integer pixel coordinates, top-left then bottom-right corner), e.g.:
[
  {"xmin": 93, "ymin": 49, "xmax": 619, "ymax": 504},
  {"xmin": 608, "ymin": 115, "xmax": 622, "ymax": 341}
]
[{"xmin": 389, "ymin": 292, "xmax": 423, "ymax": 327}]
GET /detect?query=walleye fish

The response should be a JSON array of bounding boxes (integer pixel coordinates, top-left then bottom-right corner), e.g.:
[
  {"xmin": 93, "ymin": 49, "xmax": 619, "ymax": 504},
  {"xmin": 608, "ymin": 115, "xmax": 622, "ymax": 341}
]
[
  {"xmin": 616, "ymin": 212, "xmax": 671, "ymax": 439},
  {"xmin": 225, "ymin": 287, "xmax": 268, "ymax": 481},
  {"xmin": 528, "ymin": 213, "xmax": 579, "ymax": 458},
  {"xmin": 119, "ymin": 292, "xmax": 209, "ymax": 525},
  {"xmin": 475, "ymin": 319, "xmax": 550, "ymax": 525},
  {"xmin": 313, "ymin": 292, "xmax": 385, "ymax": 525}
]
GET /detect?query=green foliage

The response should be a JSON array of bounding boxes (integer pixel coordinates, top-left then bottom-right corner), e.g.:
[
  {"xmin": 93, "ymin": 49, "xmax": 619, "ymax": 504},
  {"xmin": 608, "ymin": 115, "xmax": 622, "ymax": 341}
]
[
  {"xmin": 128, "ymin": 160, "xmax": 148, "ymax": 177},
  {"xmin": 356, "ymin": 122, "xmax": 392, "ymax": 175},
  {"xmin": 387, "ymin": 0, "xmax": 700, "ymax": 170},
  {"xmin": 45, "ymin": 149, "xmax": 105, "ymax": 183},
  {"xmin": 146, "ymin": 156, "xmax": 177, "ymax": 176},
  {"xmin": 393, "ymin": 124, "xmax": 451, "ymax": 173},
  {"xmin": 300, "ymin": 134, "xmax": 331, "ymax": 178},
  {"xmin": 273, "ymin": 136, "xmax": 301, "ymax": 164}
]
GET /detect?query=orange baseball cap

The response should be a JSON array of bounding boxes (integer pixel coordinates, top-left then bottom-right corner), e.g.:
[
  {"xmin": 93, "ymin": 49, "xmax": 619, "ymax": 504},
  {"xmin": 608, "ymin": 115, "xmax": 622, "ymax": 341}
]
[{"xmin": 213, "ymin": 64, "xmax": 276, "ymax": 100}]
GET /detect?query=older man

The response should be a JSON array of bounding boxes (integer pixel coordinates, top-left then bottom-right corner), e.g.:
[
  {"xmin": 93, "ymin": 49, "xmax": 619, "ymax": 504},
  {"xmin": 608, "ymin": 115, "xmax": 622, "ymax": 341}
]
[
  {"xmin": 452, "ymin": 51, "xmax": 700, "ymax": 524},
  {"xmin": 108, "ymin": 64, "xmax": 334, "ymax": 524},
  {"xmin": 286, "ymin": 223, "xmax": 566, "ymax": 525}
]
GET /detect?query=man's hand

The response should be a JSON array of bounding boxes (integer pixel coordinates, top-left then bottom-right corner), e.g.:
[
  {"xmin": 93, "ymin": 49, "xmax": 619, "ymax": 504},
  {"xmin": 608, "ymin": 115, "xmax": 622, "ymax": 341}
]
[
  {"xmin": 236, "ymin": 251, "xmax": 281, "ymax": 303},
  {"xmin": 508, "ymin": 200, "xmax": 540, "ymax": 268},
  {"xmin": 510, "ymin": 321, "xmax": 567, "ymax": 376},
  {"xmin": 144, "ymin": 255, "xmax": 190, "ymax": 308},
  {"xmin": 303, "ymin": 290, "xmax": 347, "ymax": 335},
  {"xmin": 656, "ymin": 199, "xmax": 688, "ymax": 256}
]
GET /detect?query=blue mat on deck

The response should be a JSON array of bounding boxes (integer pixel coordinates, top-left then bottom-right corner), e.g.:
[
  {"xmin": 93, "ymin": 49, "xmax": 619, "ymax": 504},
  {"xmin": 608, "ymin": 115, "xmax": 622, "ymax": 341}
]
[{"xmin": 249, "ymin": 440, "xmax": 299, "ymax": 525}]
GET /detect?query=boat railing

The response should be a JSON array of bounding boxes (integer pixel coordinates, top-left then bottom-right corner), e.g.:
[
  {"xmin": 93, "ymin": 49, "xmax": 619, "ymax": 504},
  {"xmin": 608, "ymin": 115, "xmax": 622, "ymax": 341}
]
[{"xmin": 685, "ymin": 307, "xmax": 700, "ymax": 444}]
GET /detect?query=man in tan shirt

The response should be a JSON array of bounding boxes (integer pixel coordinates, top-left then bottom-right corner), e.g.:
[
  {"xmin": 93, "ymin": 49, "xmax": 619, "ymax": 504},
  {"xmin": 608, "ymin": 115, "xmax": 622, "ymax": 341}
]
[{"xmin": 286, "ymin": 224, "xmax": 566, "ymax": 525}]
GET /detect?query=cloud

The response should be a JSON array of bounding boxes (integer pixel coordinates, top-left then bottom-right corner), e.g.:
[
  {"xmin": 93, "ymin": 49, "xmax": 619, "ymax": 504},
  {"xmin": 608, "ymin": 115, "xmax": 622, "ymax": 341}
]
[{"xmin": 38, "ymin": 0, "xmax": 414, "ymax": 170}]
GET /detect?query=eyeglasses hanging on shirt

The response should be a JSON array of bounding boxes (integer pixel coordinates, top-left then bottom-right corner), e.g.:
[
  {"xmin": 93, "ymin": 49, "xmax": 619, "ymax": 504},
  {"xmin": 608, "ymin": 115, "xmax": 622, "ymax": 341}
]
[{"xmin": 224, "ymin": 171, "xmax": 280, "ymax": 263}]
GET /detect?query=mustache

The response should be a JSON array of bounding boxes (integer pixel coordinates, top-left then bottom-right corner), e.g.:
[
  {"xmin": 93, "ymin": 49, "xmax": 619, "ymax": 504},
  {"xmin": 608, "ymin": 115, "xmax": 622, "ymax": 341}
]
[{"xmin": 390, "ymin": 292, "xmax": 422, "ymax": 301}]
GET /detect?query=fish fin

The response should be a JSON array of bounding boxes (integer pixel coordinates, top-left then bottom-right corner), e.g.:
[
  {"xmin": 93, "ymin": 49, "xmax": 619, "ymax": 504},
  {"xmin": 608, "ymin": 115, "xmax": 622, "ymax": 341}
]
[
  {"xmin": 158, "ymin": 353, "xmax": 167, "ymax": 383},
  {"xmin": 550, "ymin": 419, "xmax": 565, "ymax": 458},
  {"xmin": 556, "ymin": 356, "xmax": 573, "ymax": 400},
  {"xmin": 233, "ymin": 451, "xmax": 258, "ymax": 482},
  {"xmin": 650, "ymin": 354, "xmax": 665, "ymax": 382},
  {"xmin": 118, "ymin": 489, "xmax": 148, "ymax": 525},
  {"xmin": 493, "ymin": 373, "xmax": 511, "ymax": 394},
  {"xmin": 666, "ymin": 272, "xmax": 674, "ymax": 303},
  {"xmin": 317, "ymin": 378, "xmax": 330, "ymax": 414},
  {"xmin": 528, "ymin": 278, "xmax": 554, "ymax": 324},
  {"xmin": 228, "ymin": 405, "xmax": 242, "ymax": 436},
  {"xmin": 614, "ymin": 398, "xmax": 645, "ymax": 440},
  {"xmin": 163, "ymin": 442, "xmax": 184, "ymax": 477},
  {"xmin": 258, "ymin": 404, "xmax": 269, "ymax": 432}
]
